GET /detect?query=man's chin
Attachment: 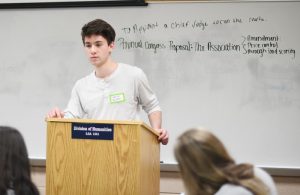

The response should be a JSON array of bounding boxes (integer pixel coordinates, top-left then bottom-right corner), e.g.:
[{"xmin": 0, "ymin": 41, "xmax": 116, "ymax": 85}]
[
  {"xmin": 91, "ymin": 62, "xmax": 104, "ymax": 67},
  {"xmin": 90, "ymin": 61, "xmax": 99, "ymax": 66}
]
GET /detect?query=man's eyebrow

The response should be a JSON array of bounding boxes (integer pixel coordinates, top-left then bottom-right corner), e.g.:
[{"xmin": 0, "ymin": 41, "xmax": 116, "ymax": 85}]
[{"xmin": 84, "ymin": 41, "xmax": 103, "ymax": 44}]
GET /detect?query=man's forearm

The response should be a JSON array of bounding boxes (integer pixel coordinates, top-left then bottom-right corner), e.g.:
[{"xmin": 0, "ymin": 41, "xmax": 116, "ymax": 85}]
[{"xmin": 148, "ymin": 111, "xmax": 162, "ymax": 129}]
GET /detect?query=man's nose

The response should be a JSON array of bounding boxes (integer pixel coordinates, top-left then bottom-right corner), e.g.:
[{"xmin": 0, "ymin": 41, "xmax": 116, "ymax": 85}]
[{"xmin": 90, "ymin": 45, "xmax": 97, "ymax": 53}]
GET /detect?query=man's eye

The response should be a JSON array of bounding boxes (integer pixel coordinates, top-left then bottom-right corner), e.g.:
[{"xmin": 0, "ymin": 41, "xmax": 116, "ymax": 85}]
[
  {"xmin": 85, "ymin": 45, "xmax": 91, "ymax": 48},
  {"xmin": 95, "ymin": 43, "xmax": 102, "ymax": 47}
]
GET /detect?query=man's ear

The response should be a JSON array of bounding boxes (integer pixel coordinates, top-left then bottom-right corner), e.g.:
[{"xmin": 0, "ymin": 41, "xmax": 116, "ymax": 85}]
[{"xmin": 109, "ymin": 41, "xmax": 115, "ymax": 49}]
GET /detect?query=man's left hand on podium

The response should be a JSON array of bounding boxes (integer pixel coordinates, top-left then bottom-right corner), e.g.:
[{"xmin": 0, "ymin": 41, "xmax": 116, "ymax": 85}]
[{"xmin": 157, "ymin": 128, "xmax": 169, "ymax": 145}]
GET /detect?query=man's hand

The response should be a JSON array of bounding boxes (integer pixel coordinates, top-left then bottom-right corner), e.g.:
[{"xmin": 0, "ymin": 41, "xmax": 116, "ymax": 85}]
[
  {"xmin": 157, "ymin": 128, "xmax": 169, "ymax": 145},
  {"xmin": 47, "ymin": 107, "xmax": 64, "ymax": 118},
  {"xmin": 148, "ymin": 111, "xmax": 168, "ymax": 144}
]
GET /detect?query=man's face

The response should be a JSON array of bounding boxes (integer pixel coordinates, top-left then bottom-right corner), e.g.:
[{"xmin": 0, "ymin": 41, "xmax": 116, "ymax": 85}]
[{"xmin": 84, "ymin": 34, "xmax": 114, "ymax": 67}]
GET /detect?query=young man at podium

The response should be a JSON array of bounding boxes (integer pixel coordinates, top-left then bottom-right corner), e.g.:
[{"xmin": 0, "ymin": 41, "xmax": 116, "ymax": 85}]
[{"xmin": 47, "ymin": 19, "xmax": 168, "ymax": 145}]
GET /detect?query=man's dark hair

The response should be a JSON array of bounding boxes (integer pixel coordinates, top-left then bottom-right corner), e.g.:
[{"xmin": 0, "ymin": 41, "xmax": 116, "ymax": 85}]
[{"xmin": 81, "ymin": 19, "xmax": 116, "ymax": 45}]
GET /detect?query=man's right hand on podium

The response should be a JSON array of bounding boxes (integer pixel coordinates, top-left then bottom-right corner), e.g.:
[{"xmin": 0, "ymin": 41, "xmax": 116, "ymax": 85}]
[{"xmin": 47, "ymin": 107, "xmax": 65, "ymax": 118}]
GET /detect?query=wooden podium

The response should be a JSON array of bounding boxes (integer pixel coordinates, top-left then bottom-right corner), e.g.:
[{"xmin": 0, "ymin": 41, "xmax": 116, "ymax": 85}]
[{"xmin": 46, "ymin": 118, "xmax": 160, "ymax": 195}]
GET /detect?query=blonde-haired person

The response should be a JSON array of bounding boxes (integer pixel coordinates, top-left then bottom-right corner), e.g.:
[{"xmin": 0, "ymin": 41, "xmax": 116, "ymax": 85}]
[{"xmin": 174, "ymin": 128, "xmax": 277, "ymax": 195}]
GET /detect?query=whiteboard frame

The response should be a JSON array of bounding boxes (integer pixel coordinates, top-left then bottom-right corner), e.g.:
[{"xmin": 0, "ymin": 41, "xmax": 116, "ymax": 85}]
[
  {"xmin": 30, "ymin": 159, "xmax": 300, "ymax": 176},
  {"xmin": 0, "ymin": 0, "xmax": 147, "ymax": 9},
  {"xmin": 0, "ymin": 0, "xmax": 299, "ymax": 9},
  {"xmin": 159, "ymin": 163, "xmax": 300, "ymax": 177},
  {"xmin": 147, "ymin": 0, "xmax": 300, "ymax": 2}
]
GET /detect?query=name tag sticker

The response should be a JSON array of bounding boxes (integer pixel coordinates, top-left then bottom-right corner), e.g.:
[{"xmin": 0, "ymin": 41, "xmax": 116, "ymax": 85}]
[
  {"xmin": 109, "ymin": 93, "xmax": 125, "ymax": 104},
  {"xmin": 72, "ymin": 123, "xmax": 114, "ymax": 140}
]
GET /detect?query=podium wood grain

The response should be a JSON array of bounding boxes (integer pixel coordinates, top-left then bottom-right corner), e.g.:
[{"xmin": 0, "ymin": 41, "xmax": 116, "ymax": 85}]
[{"xmin": 46, "ymin": 119, "xmax": 160, "ymax": 195}]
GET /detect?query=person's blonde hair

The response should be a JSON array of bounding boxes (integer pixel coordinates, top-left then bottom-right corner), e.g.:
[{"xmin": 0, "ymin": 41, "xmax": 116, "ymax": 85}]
[{"xmin": 174, "ymin": 128, "xmax": 269, "ymax": 195}]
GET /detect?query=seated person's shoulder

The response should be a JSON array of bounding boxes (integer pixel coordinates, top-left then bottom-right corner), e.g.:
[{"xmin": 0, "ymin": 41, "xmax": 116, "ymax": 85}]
[
  {"xmin": 215, "ymin": 183, "xmax": 253, "ymax": 195},
  {"xmin": 254, "ymin": 167, "xmax": 278, "ymax": 195}
]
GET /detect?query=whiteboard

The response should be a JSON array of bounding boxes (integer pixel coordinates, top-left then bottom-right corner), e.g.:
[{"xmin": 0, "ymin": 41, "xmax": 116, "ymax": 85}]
[{"xmin": 0, "ymin": 1, "xmax": 299, "ymax": 168}]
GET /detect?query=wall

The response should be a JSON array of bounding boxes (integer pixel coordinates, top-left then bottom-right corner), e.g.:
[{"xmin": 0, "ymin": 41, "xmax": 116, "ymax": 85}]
[{"xmin": 31, "ymin": 166, "xmax": 300, "ymax": 195}]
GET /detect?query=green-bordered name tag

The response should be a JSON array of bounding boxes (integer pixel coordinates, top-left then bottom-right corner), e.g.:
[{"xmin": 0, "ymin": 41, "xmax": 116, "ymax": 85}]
[{"xmin": 109, "ymin": 93, "xmax": 125, "ymax": 104}]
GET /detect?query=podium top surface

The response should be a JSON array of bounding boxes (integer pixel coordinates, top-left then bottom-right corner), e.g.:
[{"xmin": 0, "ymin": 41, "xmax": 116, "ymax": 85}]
[{"xmin": 46, "ymin": 118, "xmax": 159, "ymax": 136}]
